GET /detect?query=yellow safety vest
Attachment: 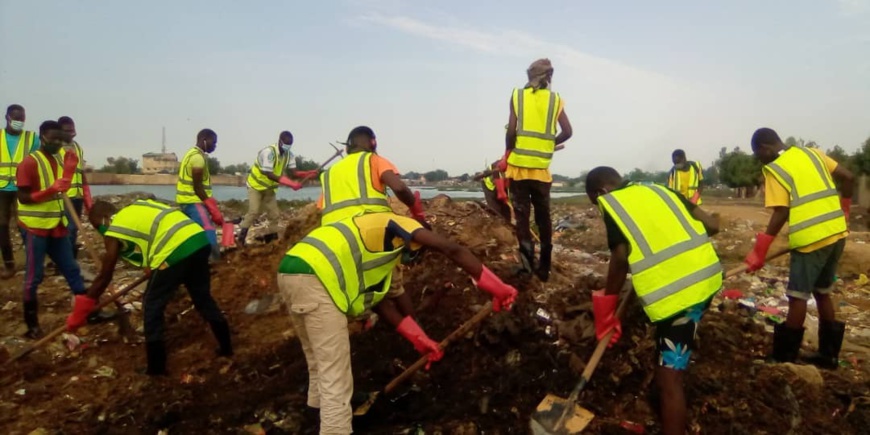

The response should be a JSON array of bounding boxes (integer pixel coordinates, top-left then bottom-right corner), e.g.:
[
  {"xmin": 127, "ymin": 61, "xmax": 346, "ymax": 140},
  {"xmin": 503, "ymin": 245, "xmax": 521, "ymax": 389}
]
[
  {"xmin": 507, "ymin": 88, "xmax": 561, "ymax": 169},
  {"xmin": 763, "ymin": 146, "xmax": 847, "ymax": 249},
  {"xmin": 247, "ymin": 144, "xmax": 290, "ymax": 191},
  {"xmin": 483, "ymin": 174, "xmax": 495, "ymax": 191},
  {"xmin": 0, "ymin": 129, "xmax": 35, "ymax": 188},
  {"xmin": 667, "ymin": 161, "xmax": 703, "ymax": 205},
  {"xmin": 104, "ymin": 199, "xmax": 204, "ymax": 269},
  {"xmin": 598, "ymin": 183, "xmax": 722, "ymax": 322},
  {"xmin": 286, "ymin": 217, "xmax": 403, "ymax": 316},
  {"xmin": 176, "ymin": 147, "xmax": 212, "ymax": 204},
  {"xmin": 18, "ymin": 151, "xmax": 68, "ymax": 230},
  {"xmin": 320, "ymin": 152, "xmax": 391, "ymax": 225},
  {"xmin": 59, "ymin": 142, "xmax": 85, "ymax": 198}
]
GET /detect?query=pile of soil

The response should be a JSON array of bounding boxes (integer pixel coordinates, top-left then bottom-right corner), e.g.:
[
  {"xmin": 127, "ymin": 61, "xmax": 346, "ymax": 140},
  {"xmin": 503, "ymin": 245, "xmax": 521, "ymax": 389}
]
[{"xmin": 1, "ymin": 195, "xmax": 869, "ymax": 434}]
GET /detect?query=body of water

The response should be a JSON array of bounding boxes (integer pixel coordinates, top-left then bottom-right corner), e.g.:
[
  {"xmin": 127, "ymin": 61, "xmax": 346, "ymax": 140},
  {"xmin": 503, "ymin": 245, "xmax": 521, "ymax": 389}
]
[{"xmin": 90, "ymin": 185, "xmax": 582, "ymax": 202}]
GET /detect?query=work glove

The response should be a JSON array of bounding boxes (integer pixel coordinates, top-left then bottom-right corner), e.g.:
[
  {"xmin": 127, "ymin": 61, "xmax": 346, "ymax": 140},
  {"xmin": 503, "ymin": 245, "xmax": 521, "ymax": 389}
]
[
  {"xmin": 690, "ymin": 191, "xmax": 701, "ymax": 205},
  {"xmin": 83, "ymin": 185, "xmax": 94, "ymax": 211},
  {"xmin": 473, "ymin": 266, "xmax": 518, "ymax": 312},
  {"xmin": 592, "ymin": 290, "xmax": 622, "ymax": 348},
  {"xmin": 409, "ymin": 191, "xmax": 426, "ymax": 223},
  {"xmin": 396, "ymin": 316, "xmax": 443, "ymax": 370},
  {"xmin": 841, "ymin": 197, "xmax": 852, "ymax": 224},
  {"xmin": 495, "ymin": 178, "xmax": 508, "ymax": 202},
  {"xmin": 31, "ymin": 178, "xmax": 71, "ymax": 202},
  {"xmin": 203, "ymin": 197, "xmax": 225, "ymax": 226},
  {"xmin": 294, "ymin": 169, "xmax": 319, "ymax": 179},
  {"xmin": 744, "ymin": 232, "xmax": 775, "ymax": 272},
  {"xmin": 66, "ymin": 295, "xmax": 97, "ymax": 332},
  {"xmin": 278, "ymin": 176, "xmax": 303, "ymax": 190},
  {"xmin": 62, "ymin": 150, "xmax": 79, "ymax": 182},
  {"xmin": 496, "ymin": 151, "xmax": 510, "ymax": 173}
]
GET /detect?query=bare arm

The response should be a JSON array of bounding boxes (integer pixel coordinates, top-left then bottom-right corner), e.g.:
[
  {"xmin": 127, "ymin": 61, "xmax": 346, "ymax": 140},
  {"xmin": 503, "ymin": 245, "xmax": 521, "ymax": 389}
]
[
  {"xmin": 691, "ymin": 207, "xmax": 720, "ymax": 237},
  {"xmin": 411, "ymin": 228, "xmax": 483, "ymax": 278},
  {"xmin": 764, "ymin": 206, "xmax": 789, "ymax": 236},
  {"xmin": 17, "ymin": 187, "xmax": 37, "ymax": 205},
  {"xmin": 381, "ymin": 170, "xmax": 415, "ymax": 209},
  {"xmin": 374, "ymin": 297, "xmax": 406, "ymax": 328},
  {"xmin": 86, "ymin": 237, "xmax": 120, "ymax": 299},
  {"xmin": 191, "ymin": 168, "xmax": 209, "ymax": 202},
  {"xmin": 554, "ymin": 110, "xmax": 572, "ymax": 145},
  {"xmin": 604, "ymin": 243, "xmax": 629, "ymax": 296},
  {"xmin": 505, "ymin": 98, "xmax": 517, "ymax": 152},
  {"xmin": 833, "ymin": 164, "xmax": 854, "ymax": 199}
]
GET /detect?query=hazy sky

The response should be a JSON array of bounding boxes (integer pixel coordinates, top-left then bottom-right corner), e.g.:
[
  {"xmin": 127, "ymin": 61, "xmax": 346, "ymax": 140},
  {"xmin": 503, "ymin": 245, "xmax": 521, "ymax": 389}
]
[{"xmin": 2, "ymin": 0, "xmax": 868, "ymax": 176}]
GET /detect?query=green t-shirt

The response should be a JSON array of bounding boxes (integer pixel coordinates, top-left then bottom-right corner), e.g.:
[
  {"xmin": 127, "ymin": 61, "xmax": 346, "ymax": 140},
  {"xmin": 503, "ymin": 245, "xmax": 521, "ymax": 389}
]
[{"xmin": 278, "ymin": 255, "xmax": 316, "ymax": 275}]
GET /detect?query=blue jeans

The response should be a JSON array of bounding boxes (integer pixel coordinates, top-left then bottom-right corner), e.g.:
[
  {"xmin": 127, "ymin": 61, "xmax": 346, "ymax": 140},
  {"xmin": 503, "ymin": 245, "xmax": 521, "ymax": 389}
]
[
  {"xmin": 180, "ymin": 203, "xmax": 220, "ymax": 261},
  {"xmin": 64, "ymin": 197, "xmax": 84, "ymax": 259},
  {"xmin": 21, "ymin": 229, "xmax": 85, "ymax": 302}
]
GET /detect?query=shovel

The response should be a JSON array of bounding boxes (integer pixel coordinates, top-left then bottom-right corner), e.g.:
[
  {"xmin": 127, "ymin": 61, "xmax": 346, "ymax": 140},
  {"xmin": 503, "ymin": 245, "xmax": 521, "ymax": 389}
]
[
  {"xmin": 62, "ymin": 193, "xmax": 135, "ymax": 336},
  {"xmin": 353, "ymin": 302, "xmax": 493, "ymax": 416},
  {"xmin": 530, "ymin": 247, "xmax": 790, "ymax": 434},
  {"xmin": 6, "ymin": 274, "xmax": 148, "ymax": 364}
]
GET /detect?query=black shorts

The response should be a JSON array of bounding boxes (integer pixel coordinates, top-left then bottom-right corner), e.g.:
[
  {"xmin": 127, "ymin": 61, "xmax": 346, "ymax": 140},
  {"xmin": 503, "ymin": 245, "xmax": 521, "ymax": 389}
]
[
  {"xmin": 787, "ymin": 238, "xmax": 846, "ymax": 300},
  {"xmin": 654, "ymin": 298, "xmax": 712, "ymax": 371}
]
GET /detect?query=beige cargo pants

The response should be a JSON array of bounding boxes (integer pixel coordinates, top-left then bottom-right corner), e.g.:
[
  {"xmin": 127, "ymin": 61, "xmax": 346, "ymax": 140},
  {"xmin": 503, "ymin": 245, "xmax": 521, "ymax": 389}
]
[{"xmin": 241, "ymin": 187, "xmax": 280, "ymax": 234}]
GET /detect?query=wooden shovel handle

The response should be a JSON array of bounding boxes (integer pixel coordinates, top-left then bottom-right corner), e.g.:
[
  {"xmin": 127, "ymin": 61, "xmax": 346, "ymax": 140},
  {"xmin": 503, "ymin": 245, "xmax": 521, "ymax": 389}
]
[
  {"xmin": 723, "ymin": 247, "xmax": 789, "ymax": 278},
  {"xmin": 384, "ymin": 302, "xmax": 493, "ymax": 394},
  {"xmin": 62, "ymin": 194, "xmax": 102, "ymax": 267}
]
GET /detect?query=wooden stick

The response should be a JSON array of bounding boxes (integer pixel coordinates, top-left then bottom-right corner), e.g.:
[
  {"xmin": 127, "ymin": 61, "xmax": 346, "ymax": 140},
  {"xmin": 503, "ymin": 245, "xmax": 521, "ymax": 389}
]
[{"xmin": 6, "ymin": 275, "xmax": 148, "ymax": 364}]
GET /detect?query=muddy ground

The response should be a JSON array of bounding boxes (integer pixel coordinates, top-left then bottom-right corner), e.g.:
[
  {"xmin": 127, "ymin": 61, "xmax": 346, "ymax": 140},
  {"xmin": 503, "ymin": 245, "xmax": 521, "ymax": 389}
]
[{"xmin": 1, "ymin": 194, "xmax": 869, "ymax": 434}]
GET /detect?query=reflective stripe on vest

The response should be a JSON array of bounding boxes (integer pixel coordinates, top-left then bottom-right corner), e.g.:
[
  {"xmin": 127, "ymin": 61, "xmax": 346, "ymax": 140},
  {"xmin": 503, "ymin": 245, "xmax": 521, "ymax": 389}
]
[
  {"xmin": 507, "ymin": 88, "xmax": 560, "ymax": 169},
  {"xmin": 104, "ymin": 199, "xmax": 204, "ymax": 269},
  {"xmin": 247, "ymin": 144, "xmax": 290, "ymax": 191},
  {"xmin": 59, "ymin": 142, "xmax": 85, "ymax": 198},
  {"xmin": 598, "ymin": 184, "xmax": 722, "ymax": 322},
  {"xmin": 320, "ymin": 152, "xmax": 391, "ymax": 225},
  {"xmin": 18, "ymin": 151, "xmax": 68, "ymax": 229},
  {"xmin": 667, "ymin": 162, "xmax": 702, "ymax": 205},
  {"xmin": 763, "ymin": 147, "xmax": 847, "ymax": 249},
  {"xmin": 287, "ymin": 218, "xmax": 402, "ymax": 315},
  {"xmin": 175, "ymin": 147, "xmax": 212, "ymax": 204},
  {"xmin": 0, "ymin": 130, "xmax": 34, "ymax": 188}
]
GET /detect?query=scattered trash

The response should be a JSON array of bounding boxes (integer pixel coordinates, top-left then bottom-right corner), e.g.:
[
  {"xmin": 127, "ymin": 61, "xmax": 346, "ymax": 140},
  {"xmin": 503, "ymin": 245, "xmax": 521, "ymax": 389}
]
[
  {"xmin": 62, "ymin": 333, "xmax": 81, "ymax": 352},
  {"xmin": 15, "ymin": 389, "xmax": 26, "ymax": 396},
  {"xmin": 181, "ymin": 373, "xmax": 205, "ymax": 384},
  {"xmin": 2, "ymin": 301, "xmax": 16, "ymax": 311},
  {"xmin": 620, "ymin": 420, "xmax": 645, "ymax": 434},
  {"xmin": 93, "ymin": 366, "xmax": 116, "ymax": 379},
  {"xmin": 535, "ymin": 307, "xmax": 553, "ymax": 324},
  {"xmin": 857, "ymin": 274, "xmax": 869, "ymax": 287},
  {"xmin": 722, "ymin": 289, "xmax": 743, "ymax": 300}
]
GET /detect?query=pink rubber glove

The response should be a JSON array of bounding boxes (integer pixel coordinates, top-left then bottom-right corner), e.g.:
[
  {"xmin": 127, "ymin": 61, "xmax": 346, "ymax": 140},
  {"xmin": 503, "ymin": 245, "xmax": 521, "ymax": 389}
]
[
  {"xmin": 841, "ymin": 197, "xmax": 851, "ymax": 224},
  {"xmin": 203, "ymin": 197, "xmax": 225, "ymax": 226},
  {"xmin": 690, "ymin": 191, "xmax": 701, "ymax": 205},
  {"xmin": 496, "ymin": 151, "xmax": 510, "ymax": 172},
  {"xmin": 473, "ymin": 266, "xmax": 518, "ymax": 312},
  {"xmin": 294, "ymin": 169, "xmax": 319, "ymax": 179},
  {"xmin": 410, "ymin": 191, "xmax": 426, "ymax": 222},
  {"xmin": 31, "ymin": 178, "xmax": 71, "ymax": 202},
  {"xmin": 396, "ymin": 316, "xmax": 443, "ymax": 370},
  {"xmin": 495, "ymin": 178, "xmax": 508, "ymax": 202},
  {"xmin": 278, "ymin": 176, "xmax": 303, "ymax": 190},
  {"xmin": 83, "ymin": 184, "xmax": 94, "ymax": 211},
  {"xmin": 66, "ymin": 295, "xmax": 97, "ymax": 332},
  {"xmin": 592, "ymin": 290, "xmax": 622, "ymax": 348},
  {"xmin": 745, "ymin": 232, "xmax": 775, "ymax": 272}
]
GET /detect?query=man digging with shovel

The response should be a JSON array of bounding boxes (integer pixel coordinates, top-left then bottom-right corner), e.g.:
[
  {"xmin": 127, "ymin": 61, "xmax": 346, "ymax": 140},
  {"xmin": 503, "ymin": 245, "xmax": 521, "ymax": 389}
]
[
  {"xmin": 582, "ymin": 166, "xmax": 722, "ymax": 435},
  {"xmin": 278, "ymin": 211, "xmax": 518, "ymax": 433}
]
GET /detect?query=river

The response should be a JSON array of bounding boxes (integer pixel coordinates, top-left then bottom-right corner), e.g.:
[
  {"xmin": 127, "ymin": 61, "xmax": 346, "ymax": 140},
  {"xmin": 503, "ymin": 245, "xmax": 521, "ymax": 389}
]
[{"xmin": 89, "ymin": 185, "xmax": 583, "ymax": 201}]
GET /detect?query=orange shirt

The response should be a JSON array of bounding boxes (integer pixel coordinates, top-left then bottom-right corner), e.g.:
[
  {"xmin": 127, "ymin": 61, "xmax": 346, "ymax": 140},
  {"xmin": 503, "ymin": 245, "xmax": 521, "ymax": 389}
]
[{"xmin": 317, "ymin": 154, "xmax": 399, "ymax": 209}]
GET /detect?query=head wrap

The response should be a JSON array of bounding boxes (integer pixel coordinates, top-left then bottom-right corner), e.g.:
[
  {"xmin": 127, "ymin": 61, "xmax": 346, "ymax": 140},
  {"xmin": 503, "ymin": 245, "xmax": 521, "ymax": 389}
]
[{"xmin": 525, "ymin": 58, "xmax": 554, "ymax": 90}]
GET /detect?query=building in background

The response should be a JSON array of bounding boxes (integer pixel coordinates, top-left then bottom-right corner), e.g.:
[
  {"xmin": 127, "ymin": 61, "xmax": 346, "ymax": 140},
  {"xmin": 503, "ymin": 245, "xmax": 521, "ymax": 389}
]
[{"xmin": 142, "ymin": 126, "xmax": 179, "ymax": 174}]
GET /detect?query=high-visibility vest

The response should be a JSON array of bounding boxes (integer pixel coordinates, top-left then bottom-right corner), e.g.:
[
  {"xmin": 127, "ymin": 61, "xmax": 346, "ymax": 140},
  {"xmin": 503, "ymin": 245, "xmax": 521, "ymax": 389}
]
[
  {"xmin": 483, "ymin": 174, "xmax": 495, "ymax": 191},
  {"xmin": 763, "ymin": 146, "xmax": 847, "ymax": 249},
  {"xmin": 0, "ymin": 129, "xmax": 35, "ymax": 188},
  {"xmin": 176, "ymin": 147, "xmax": 212, "ymax": 204},
  {"xmin": 507, "ymin": 88, "xmax": 561, "ymax": 169},
  {"xmin": 667, "ymin": 161, "xmax": 703, "ymax": 205},
  {"xmin": 247, "ymin": 144, "xmax": 290, "ymax": 191},
  {"xmin": 320, "ymin": 152, "xmax": 391, "ymax": 225},
  {"xmin": 104, "ymin": 199, "xmax": 205, "ymax": 269},
  {"xmin": 18, "ymin": 151, "xmax": 68, "ymax": 230},
  {"xmin": 598, "ymin": 183, "xmax": 722, "ymax": 322},
  {"xmin": 59, "ymin": 142, "xmax": 85, "ymax": 198},
  {"xmin": 286, "ymin": 216, "xmax": 403, "ymax": 316}
]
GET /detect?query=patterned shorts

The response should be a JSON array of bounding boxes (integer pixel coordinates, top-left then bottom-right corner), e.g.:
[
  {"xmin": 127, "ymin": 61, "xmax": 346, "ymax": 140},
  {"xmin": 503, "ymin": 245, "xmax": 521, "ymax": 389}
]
[{"xmin": 654, "ymin": 298, "xmax": 712, "ymax": 371}]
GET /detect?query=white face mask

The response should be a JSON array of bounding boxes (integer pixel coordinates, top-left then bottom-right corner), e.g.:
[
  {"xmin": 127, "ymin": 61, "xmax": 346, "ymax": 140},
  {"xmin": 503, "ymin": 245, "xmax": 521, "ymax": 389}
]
[
  {"xmin": 9, "ymin": 120, "xmax": 24, "ymax": 131},
  {"xmin": 281, "ymin": 144, "xmax": 292, "ymax": 153}
]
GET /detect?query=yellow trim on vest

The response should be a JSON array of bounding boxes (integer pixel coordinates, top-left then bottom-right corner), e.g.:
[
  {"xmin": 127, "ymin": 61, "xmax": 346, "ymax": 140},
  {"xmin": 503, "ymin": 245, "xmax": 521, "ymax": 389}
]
[
  {"xmin": 104, "ymin": 200, "xmax": 205, "ymax": 269},
  {"xmin": 59, "ymin": 142, "xmax": 85, "ymax": 198},
  {"xmin": 176, "ymin": 147, "xmax": 212, "ymax": 204},
  {"xmin": 667, "ymin": 161, "xmax": 702, "ymax": 205},
  {"xmin": 18, "ymin": 151, "xmax": 68, "ymax": 229},
  {"xmin": 507, "ymin": 88, "xmax": 560, "ymax": 169},
  {"xmin": 0, "ymin": 130, "xmax": 34, "ymax": 188},
  {"xmin": 247, "ymin": 144, "xmax": 290, "ymax": 191},
  {"xmin": 320, "ymin": 152, "xmax": 391, "ymax": 225}
]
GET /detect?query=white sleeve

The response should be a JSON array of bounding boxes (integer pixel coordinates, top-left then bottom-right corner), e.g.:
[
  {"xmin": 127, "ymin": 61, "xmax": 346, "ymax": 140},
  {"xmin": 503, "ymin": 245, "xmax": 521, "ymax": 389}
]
[
  {"xmin": 286, "ymin": 152, "xmax": 297, "ymax": 170},
  {"xmin": 257, "ymin": 148, "xmax": 275, "ymax": 172}
]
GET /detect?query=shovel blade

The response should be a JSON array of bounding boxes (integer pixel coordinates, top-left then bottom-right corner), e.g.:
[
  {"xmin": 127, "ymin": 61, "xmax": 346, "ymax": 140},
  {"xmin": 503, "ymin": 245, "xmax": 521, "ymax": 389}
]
[
  {"xmin": 352, "ymin": 391, "xmax": 379, "ymax": 416},
  {"xmin": 530, "ymin": 394, "xmax": 594, "ymax": 435}
]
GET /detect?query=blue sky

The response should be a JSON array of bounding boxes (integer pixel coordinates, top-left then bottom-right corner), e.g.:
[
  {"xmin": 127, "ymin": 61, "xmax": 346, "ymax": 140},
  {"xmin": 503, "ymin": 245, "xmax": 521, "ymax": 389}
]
[{"xmin": 2, "ymin": 0, "xmax": 868, "ymax": 176}]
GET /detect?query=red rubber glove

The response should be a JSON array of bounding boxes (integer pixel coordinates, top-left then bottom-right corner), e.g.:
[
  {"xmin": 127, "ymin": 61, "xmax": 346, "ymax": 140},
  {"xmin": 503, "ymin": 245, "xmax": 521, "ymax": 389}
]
[
  {"xmin": 203, "ymin": 197, "xmax": 225, "ymax": 226},
  {"xmin": 410, "ymin": 191, "xmax": 426, "ymax": 222},
  {"xmin": 841, "ymin": 197, "xmax": 851, "ymax": 224},
  {"xmin": 690, "ymin": 191, "xmax": 701, "ymax": 205},
  {"xmin": 496, "ymin": 151, "xmax": 510, "ymax": 172},
  {"xmin": 31, "ymin": 178, "xmax": 71, "ymax": 202},
  {"xmin": 66, "ymin": 295, "xmax": 97, "ymax": 332},
  {"xmin": 278, "ymin": 176, "xmax": 303, "ymax": 190},
  {"xmin": 294, "ymin": 169, "xmax": 319, "ymax": 179},
  {"xmin": 83, "ymin": 184, "xmax": 94, "ymax": 211},
  {"xmin": 473, "ymin": 266, "xmax": 518, "ymax": 312},
  {"xmin": 495, "ymin": 178, "xmax": 508, "ymax": 202},
  {"xmin": 396, "ymin": 316, "xmax": 443, "ymax": 370},
  {"xmin": 745, "ymin": 232, "xmax": 775, "ymax": 272},
  {"xmin": 62, "ymin": 150, "xmax": 79, "ymax": 182},
  {"xmin": 592, "ymin": 290, "xmax": 622, "ymax": 348}
]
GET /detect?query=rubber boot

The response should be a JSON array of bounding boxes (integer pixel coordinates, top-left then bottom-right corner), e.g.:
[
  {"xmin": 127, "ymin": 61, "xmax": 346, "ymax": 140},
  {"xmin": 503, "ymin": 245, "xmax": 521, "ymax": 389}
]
[
  {"xmin": 236, "ymin": 227, "xmax": 249, "ymax": 247},
  {"xmin": 518, "ymin": 240, "xmax": 535, "ymax": 275},
  {"xmin": 804, "ymin": 320, "xmax": 845, "ymax": 369},
  {"xmin": 1, "ymin": 261, "xmax": 15, "ymax": 279},
  {"xmin": 145, "ymin": 341, "xmax": 167, "ymax": 375},
  {"xmin": 769, "ymin": 324, "xmax": 804, "ymax": 363},
  {"xmin": 210, "ymin": 320, "xmax": 233, "ymax": 357},
  {"xmin": 536, "ymin": 243, "xmax": 552, "ymax": 282},
  {"xmin": 23, "ymin": 301, "xmax": 44, "ymax": 339}
]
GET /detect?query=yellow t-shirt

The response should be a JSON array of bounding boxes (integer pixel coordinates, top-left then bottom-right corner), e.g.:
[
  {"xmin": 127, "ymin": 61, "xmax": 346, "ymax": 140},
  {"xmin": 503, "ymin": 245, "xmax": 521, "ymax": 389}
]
[
  {"xmin": 763, "ymin": 149, "xmax": 847, "ymax": 253},
  {"xmin": 675, "ymin": 164, "xmax": 703, "ymax": 197},
  {"xmin": 187, "ymin": 152, "xmax": 205, "ymax": 169},
  {"xmin": 354, "ymin": 212, "xmax": 423, "ymax": 253},
  {"xmin": 505, "ymin": 97, "xmax": 565, "ymax": 183}
]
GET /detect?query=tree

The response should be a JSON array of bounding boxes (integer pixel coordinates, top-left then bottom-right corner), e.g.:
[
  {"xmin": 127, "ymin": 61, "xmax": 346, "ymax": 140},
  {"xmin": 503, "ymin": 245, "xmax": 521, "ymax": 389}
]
[
  {"xmin": 99, "ymin": 157, "xmax": 139, "ymax": 174},
  {"xmin": 293, "ymin": 156, "xmax": 319, "ymax": 172},
  {"xmin": 403, "ymin": 171, "xmax": 422, "ymax": 180},
  {"xmin": 207, "ymin": 156, "xmax": 221, "ymax": 174},
  {"xmin": 715, "ymin": 147, "xmax": 762, "ymax": 188},
  {"xmin": 853, "ymin": 136, "xmax": 870, "ymax": 176},
  {"xmin": 457, "ymin": 173, "xmax": 470, "ymax": 182},
  {"xmin": 223, "ymin": 163, "xmax": 251, "ymax": 175},
  {"xmin": 624, "ymin": 168, "xmax": 669, "ymax": 184},
  {"xmin": 423, "ymin": 169, "xmax": 449, "ymax": 182},
  {"xmin": 828, "ymin": 145, "xmax": 850, "ymax": 165}
]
